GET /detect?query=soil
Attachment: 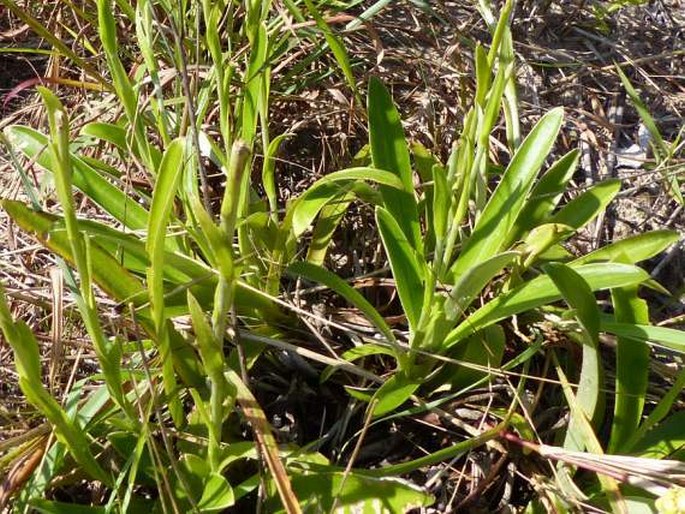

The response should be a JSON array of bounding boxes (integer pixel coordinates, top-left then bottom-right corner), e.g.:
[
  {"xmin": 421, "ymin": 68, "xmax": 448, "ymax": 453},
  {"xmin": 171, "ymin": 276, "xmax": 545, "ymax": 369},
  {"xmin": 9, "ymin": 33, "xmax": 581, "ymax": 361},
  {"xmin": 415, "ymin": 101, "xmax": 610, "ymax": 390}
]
[{"xmin": 0, "ymin": 0, "xmax": 683, "ymax": 512}]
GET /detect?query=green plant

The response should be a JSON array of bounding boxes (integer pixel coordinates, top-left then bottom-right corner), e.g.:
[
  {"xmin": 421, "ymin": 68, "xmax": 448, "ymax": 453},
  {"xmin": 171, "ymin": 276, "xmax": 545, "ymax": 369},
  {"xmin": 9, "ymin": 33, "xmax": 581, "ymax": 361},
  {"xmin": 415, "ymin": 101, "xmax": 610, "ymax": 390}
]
[
  {"xmin": 281, "ymin": 3, "xmax": 685, "ymax": 512},
  {"xmin": 1, "ymin": 0, "xmax": 684, "ymax": 512},
  {"xmin": 0, "ymin": 1, "xmax": 431, "ymax": 512},
  {"xmin": 615, "ymin": 65, "xmax": 684, "ymax": 205}
]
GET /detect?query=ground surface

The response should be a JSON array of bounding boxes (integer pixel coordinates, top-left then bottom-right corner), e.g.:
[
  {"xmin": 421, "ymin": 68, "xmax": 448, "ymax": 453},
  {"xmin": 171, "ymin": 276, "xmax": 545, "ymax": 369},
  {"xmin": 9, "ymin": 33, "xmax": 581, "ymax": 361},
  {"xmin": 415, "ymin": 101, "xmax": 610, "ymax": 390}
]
[{"xmin": 0, "ymin": 1, "xmax": 683, "ymax": 512}]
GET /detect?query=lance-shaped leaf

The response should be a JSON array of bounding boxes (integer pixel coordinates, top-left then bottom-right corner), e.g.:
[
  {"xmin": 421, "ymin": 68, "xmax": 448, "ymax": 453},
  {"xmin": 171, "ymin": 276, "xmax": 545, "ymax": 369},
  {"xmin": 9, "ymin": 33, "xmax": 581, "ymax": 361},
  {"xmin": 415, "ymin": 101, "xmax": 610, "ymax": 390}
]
[
  {"xmin": 445, "ymin": 251, "xmax": 519, "ymax": 319},
  {"xmin": 549, "ymin": 179, "xmax": 621, "ymax": 230},
  {"xmin": 0, "ymin": 284, "xmax": 112, "ymax": 487},
  {"xmin": 609, "ymin": 286, "xmax": 649, "ymax": 453},
  {"xmin": 445, "ymin": 263, "xmax": 650, "ymax": 347},
  {"xmin": 368, "ymin": 77, "xmax": 422, "ymax": 252},
  {"xmin": 291, "ymin": 167, "xmax": 403, "ymax": 237},
  {"xmin": 545, "ymin": 263, "xmax": 603, "ymax": 452},
  {"xmin": 287, "ymin": 261, "xmax": 396, "ymax": 346},
  {"xmin": 4, "ymin": 125, "xmax": 149, "ymax": 230},
  {"xmin": 145, "ymin": 138, "xmax": 186, "ymax": 425},
  {"xmin": 376, "ymin": 207, "xmax": 424, "ymax": 331},
  {"xmin": 571, "ymin": 230, "xmax": 679, "ymax": 266},
  {"xmin": 509, "ymin": 149, "xmax": 579, "ymax": 242},
  {"xmin": 451, "ymin": 108, "xmax": 564, "ymax": 279}
]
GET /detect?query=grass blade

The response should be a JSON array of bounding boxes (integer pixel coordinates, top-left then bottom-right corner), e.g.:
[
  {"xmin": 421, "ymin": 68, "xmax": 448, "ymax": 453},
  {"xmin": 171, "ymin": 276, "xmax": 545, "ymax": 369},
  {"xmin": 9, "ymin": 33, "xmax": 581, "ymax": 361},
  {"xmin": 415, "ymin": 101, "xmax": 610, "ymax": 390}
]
[
  {"xmin": 510, "ymin": 149, "xmax": 579, "ymax": 241},
  {"xmin": 4, "ymin": 126, "xmax": 150, "ymax": 230},
  {"xmin": 301, "ymin": 0, "xmax": 359, "ymax": 101},
  {"xmin": 0, "ymin": 284, "xmax": 112, "ymax": 487},
  {"xmin": 287, "ymin": 261, "xmax": 397, "ymax": 346},
  {"xmin": 446, "ymin": 251, "xmax": 518, "ymax": 318},
  {"xmin": 306, "ymin": 192, "xmax": 354, "ymax": 266},
  {"xmin": 549, "ymin": 179, "xmax": 621, "ymax": 230},
  {"xmin": 291, "ymin": 167, "xmax": 403, "ymax": 236},
  {"xmin": 145, "ymin": 137, "xmax": 186, "ymax": 425},
  {"xmin": 571, "ymin": 230, "xmax": 679, "ymax": 266}
]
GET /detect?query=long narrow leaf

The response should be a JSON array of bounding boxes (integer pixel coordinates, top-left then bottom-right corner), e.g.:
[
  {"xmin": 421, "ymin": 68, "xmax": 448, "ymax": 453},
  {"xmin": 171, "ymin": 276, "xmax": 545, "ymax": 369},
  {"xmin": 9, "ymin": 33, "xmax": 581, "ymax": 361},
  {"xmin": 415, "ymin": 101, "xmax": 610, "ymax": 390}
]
[
  {"xmin": 545, "ymin": 263, "xmax": 602, "ymax": 452},
  {"xmin": 571, "ymin": 230, "xmax": 679, "ymax": 266},
  {"xmin": 376, "ymin": 207, "xmax": 424, "ymax": 330},
  {"xmin": 510, "ymin": 149, "xmax": 579, "ymax": 241},
  {"xmin": 368, "ymin": 77, "xmax": 422, "ymax": 252},
  {"xmin": 145, "ymin": 138, "xmax": 186, "ymax": 425},
  {"xmin": 287, "ymin": 261, "xmax": 396, "ymax": 346},
  {"xmin": 291, "ymin": 167, "xmax": 403, "ymax": 236},
  {"xmin": 4, "ymin": 126, "xmax": 149, "ymax": 230},
  {"xmin": 608, "ymin": 286, "xmax": 649, "ymax": 453},
  {"xmin": 549, "ymin": 179, "xmax": 621, "ymax": 229},
  {"xmin": 446, "ymin": 263, "xmax": 649, "ymax": 347},
  {"xmin": 450, "ymin": 108, "xmax": 564, "ymax": 279},
  {"xmin": 0, "ymin": 284, "xmax": 112, "ymax": 486}
]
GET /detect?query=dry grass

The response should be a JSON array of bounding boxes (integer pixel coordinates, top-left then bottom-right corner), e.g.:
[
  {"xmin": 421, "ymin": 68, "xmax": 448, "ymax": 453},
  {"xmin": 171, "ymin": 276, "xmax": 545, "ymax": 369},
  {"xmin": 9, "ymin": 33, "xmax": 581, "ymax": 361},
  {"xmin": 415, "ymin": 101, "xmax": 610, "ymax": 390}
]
[{"xmin": 0, "ymin": 0, "xmax": 683, "ymax": 511}]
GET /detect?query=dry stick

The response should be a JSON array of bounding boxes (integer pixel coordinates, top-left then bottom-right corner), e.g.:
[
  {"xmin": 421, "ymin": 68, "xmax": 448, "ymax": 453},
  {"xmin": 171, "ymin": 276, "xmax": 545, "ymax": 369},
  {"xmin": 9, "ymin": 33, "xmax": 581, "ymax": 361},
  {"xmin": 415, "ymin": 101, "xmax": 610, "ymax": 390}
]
[
  {"xmin": 330, "ymin": 399, "xmax": 378, "ymax": 514},
  {"xmin": 129, "ymin": 303, "xmax": 195, "ymax": 514},
  {"xmin": 48, "ymin": 266, "xmax": 64, "ymax": 391},
  {"xmin": 162, "ymin": 10, "xmax": 212, "ymax": 214},
  {"xmin": 0, "ymin": 440, "xmax": 47, "ymax": 510},
  {"xmin": 228, "ymin": 366, "xmax": 302, "ymax": 514}
]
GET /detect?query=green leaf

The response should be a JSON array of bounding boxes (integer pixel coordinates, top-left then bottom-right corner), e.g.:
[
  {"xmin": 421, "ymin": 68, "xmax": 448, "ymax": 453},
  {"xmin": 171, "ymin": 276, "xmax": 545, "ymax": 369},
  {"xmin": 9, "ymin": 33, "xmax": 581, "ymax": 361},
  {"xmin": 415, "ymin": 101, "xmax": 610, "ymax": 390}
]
[
  {"xmin": 146, "ymin": 137, "xmax": 186, "ymax": 331},
  {"xmin": 615, "ymin": 65, "xmax": 668, "ymax": 158},
  {"xmin": 321, "ymin": 343, "xmax": 396, "ymax": 383},
  {"xmin": 625, "ymin": 366, "xmax": 685, "ymax": 453},
  {"xmin": 519, "ymin": 223, "xmax": 575, "ymax": 268},
  {"xmin": 572, "ymin": 230, "xmax": 680, "ymax": 266},
  {"xmin": 432, "ymin": 164, "xmax": 450, "ymax": 243},
  {"xmin": 306, "ymin": 192, "xmax": 354, "ymax": 266},
  {"xmin": 447, "ymin": 325, "xmax": 506, "ymax": 389},
  {"xmin": 4, "ymin": 125, "xmax": 149, "ymax": 230},
  {"xmin": 187, "ymin": 292, "xmax": 224, "ymax": 380},
  {"xmin": 510, "ymin": 149, "xmax": 579, "ymax": 241},
  {"xmin": 609, "ymin": 286, "xmax": 649, "ymax": 453},
  {"xmin": 80, "ymin": 121, "xmax": 128, "ymax": 150},
  {"xmin": 145, "ymin": 138, "xmax": 186, "ymax": 424},
  {"xmin": 545, "ymin": 263, "xmax": 600, "ymax": 339},
  {"xmin": 599, "ymin": 320, "xmax": 685, "ymax": 354},
  {"xmin": 241, "ymin": 21, "xmax": 268, "ymax": 146},
  {"xmin": 376, "ymin": 207, "xmax": 424, "ymax": 331},
  {"xmin": 1, "ymin": 199, "xmax": 146, "ymax": 306},
  {"xmin": 0, "ymin": 285, "xmax": 112, "ymax": 486},
  {"xmin": 372, "ymin": 374, "xmax": 421, "ymax": 417},
  {"xmin": 616, "ymin": 65, "xmax": 682, "ymax": 204},
  {"xmin": 446, "ymin": 251, "xmax": 518, "ymax": 318},
  {"xmin": 451, "ymin": 108, "xmax": 564, "ymax": 278},
  {"xmin": 29, "ymin": 500, "xmax": 107, "ymax": 514},
  {"xmin": 291, "ymin": 167, "xmax": 403, "ymax": 237},
  {"xmin": 97, "ymin": 0, "xmax": 155, "ymax": 172},
  {"xmin": 631, "ymin": 410, "xmax": 685, "ymax": 459},
  {"xmin": 267, "ymin": 469, "xmax": 433, "ymax": 513},
  {"xmin": 446, "ymin": 263, "xmax": 650, "ymax": 347},
  {"xmin": 262, "ymin": 133, "xmax": 291, "ymax": 218},
  {"xmin": 198, "ymin": 473, "xmax": 235, "ymax": 512},
  {"xmin": 549, "ymin": 179, "xmax": 621, "ymax": 229},
  {"xmin": 301, "ymin": 0, "xmax": 358, "ymax": 100},
  {"xmin": 368, "ymin": 77, "xmax": 422, "ymax": 251},
  {"xmin": 287, "ymin": 261, "xmax": 396, "ymax": 345},
  {"xmin": 545, "ymin": 263, "xmax": 602, "ymax": 452}
]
